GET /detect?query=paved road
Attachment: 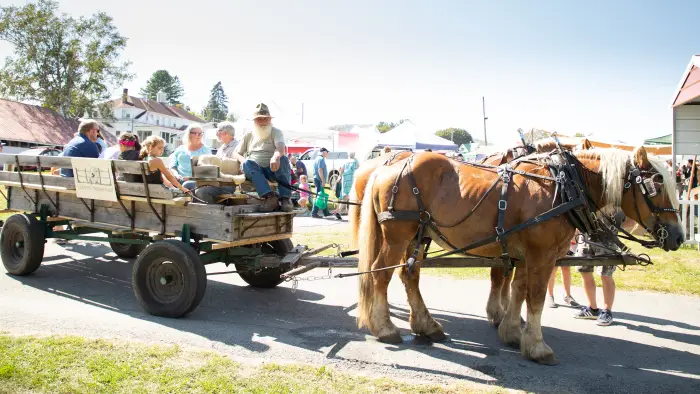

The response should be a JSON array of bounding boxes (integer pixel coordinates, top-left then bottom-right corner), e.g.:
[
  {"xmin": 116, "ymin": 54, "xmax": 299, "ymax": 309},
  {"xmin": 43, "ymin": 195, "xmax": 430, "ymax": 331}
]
[{"xmin": 1, "ymin": 237, "xmax": 700, "ymax": 393}]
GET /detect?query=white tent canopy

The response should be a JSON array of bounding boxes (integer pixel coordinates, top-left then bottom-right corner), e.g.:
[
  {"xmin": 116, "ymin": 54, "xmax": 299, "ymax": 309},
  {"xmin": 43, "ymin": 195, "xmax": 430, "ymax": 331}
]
[{"xmin": 373, "ymin": 121, "xmax": 458, "ymax": 151}]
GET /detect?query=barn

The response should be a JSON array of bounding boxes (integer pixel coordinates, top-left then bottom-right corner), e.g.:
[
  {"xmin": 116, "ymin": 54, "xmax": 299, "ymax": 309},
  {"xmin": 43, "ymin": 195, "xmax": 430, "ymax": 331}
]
[{"xmin": 672, "ymin": 55, "xmax": 700, "ymax": 171}]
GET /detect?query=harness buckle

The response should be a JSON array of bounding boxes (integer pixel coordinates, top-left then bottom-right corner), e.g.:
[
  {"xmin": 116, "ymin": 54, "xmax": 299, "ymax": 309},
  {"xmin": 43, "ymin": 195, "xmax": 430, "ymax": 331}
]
[
  {"xmin": 495, "ymin": 227, "xmax": 505, "ymax": 236},
  {"xmin": 498, "ymin": 200, "xmax": 507, "ymax": 211},
  {"xmin": 624, "ymin": 182, "xmax": 631, "ymax": 189},
  {"xmin": 412, "ymin": 187, "xmax": 420, "ymax": 195},
  {"xmin": 392, "ymin": 186, "xmax": 399, "ymax": 194}
]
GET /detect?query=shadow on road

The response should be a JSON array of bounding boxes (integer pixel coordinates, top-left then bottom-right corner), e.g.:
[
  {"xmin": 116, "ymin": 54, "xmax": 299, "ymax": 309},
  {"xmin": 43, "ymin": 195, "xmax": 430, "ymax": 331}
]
[{"xmin": 6, "ymin": 242, "xmax": 700, "ymax": 394}]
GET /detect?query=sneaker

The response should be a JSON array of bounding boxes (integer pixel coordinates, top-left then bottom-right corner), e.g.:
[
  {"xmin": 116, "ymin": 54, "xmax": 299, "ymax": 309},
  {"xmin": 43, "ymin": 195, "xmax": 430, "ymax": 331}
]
[
  {"xmin": 334, "ymin": 212, "xmax": 342, "ymax": 220},
  {"xmin": 546, "ymin": 295, "xmax": 558, "ymax": 308},
  {"xmin": 311, "ymin": 214, "xmax": 323, "ymax": 219},
  {"xmin": 563, "ymin": 295, "xmax": 580, "ymax": 307},
  {"xmin": 259, "ymin": 195, "xmax": 279, "ymax": 212},
  {"xmin": 573, "ymin": 306, "xmax": 600, "ymax": 320},
  {"xmin": 597, "ymin": 310, "xmax": 613, "ymax": 326},
  {"xmin": 280, "ymin": 198, "xmax": 294, "ymax": 212}
]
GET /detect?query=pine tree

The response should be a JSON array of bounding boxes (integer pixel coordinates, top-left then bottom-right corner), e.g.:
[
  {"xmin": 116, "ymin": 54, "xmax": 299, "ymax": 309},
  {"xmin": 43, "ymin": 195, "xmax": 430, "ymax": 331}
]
[
  {"xmin": 203, "ymin": 82, "xmax": 229, "ymax": 122},
  {"xmin": 139, "ymin": 70, "xmax": 184, "ymax": 105}
]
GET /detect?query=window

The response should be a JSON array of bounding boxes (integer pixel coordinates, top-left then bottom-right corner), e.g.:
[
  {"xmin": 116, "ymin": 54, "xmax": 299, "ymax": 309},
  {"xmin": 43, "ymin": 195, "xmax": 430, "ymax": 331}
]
[
  {"xmin": 137, "ymin": 130, "xmax": 152, "ymax": 141},
  {"xmin": 156, "ymin": 119, "xmax": 160, "ymax": 125},
  {"xmin": 161, "ymin": 132, "xmax": 175, "ymax": 144},
  {"xmin": 125, "ymin": 113, "xmax": 131, "ymax": 119}
]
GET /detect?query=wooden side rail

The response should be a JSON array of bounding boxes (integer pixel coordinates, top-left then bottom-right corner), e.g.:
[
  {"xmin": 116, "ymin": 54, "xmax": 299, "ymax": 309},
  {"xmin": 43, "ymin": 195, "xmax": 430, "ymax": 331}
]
[{"xmin": 0, "ymin": 153, "xmax": 149, "ymax": 175}]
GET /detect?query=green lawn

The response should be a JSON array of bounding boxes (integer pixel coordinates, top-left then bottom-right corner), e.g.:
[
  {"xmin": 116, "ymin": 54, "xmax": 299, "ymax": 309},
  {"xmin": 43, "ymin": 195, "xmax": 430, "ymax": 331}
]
[
  {"xmin": 0, "ymin": 334, "xmax": 508, "ymax": 394},
  {"xmin": 291, "ymin": 231, "xmax": 700, "ymax": 297}
]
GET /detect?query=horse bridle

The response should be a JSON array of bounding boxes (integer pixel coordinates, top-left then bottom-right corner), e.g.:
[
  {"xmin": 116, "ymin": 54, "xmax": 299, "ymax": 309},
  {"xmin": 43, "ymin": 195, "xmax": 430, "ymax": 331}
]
[{"xmin": 623, "ymin": 166, "xmax": 680, "ymax": 246}]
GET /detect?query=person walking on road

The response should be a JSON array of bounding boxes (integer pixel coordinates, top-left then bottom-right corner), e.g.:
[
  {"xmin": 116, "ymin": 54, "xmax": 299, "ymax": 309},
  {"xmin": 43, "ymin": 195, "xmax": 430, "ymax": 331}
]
[{"xmin": 311, "ymin": 148, "xmax": 332, "ymax": 219}]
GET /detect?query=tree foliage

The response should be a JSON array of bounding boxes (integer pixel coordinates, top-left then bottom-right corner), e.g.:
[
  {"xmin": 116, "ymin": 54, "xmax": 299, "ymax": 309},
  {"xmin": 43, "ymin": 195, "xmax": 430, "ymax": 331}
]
[
  {"xmin": 202, "ymin": 82, "xmax": 228, "ymax": 122},
  {"xmin": 0, "ymin": 0, "xmax": 132, "ymax": 118},
  {"xmin": 435, "ymin": 128, "xmax": 473, "ymax": 146},
  {"xmin": 376, "ymin": 119, "xmax": 408, "ymax": 133},
  {"xmin": 139, "ymin": 70, "xmax": 184, "ymax": 105}
]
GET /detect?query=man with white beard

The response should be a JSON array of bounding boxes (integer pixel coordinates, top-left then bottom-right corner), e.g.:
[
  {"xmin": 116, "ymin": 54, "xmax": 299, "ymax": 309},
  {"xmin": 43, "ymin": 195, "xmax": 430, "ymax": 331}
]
[{"xmin": 235, "ymin": 103, "xmax": 293, "ymax": 212}]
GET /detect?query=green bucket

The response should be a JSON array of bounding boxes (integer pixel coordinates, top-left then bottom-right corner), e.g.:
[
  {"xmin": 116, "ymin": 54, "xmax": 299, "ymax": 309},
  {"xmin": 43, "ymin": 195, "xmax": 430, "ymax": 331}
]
[{"xmin": 314, "ymin": 189, "xmax": 329, "ymax": 210}]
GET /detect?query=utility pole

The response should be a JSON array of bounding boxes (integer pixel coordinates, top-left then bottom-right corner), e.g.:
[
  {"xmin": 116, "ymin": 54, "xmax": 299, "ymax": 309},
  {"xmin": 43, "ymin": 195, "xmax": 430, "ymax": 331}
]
[
  {"xmin": 301, "ymin": 102, "xmax": 304, "ymax": 124},
  {"xmin": 482, "ymin": 96, "xmax": 488, "ymax": 146}
]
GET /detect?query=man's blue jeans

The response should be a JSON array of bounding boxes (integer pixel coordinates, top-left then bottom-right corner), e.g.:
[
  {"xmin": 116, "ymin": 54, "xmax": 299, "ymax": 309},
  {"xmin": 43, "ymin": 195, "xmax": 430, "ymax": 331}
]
[
  {"xmin": 241, "ymin": 155, "xmax": 292, "ymax": 198},
  {"xmin": 311, "ymin": 177, "xmax": 330, "ymax": 217}
]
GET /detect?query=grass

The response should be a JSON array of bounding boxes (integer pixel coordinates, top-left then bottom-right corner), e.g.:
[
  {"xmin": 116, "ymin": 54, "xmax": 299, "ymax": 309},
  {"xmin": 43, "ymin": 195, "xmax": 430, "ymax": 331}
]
[
  {"xmin": 0, "ymin": 334, "xmax": 509, "ymax": 394},
  {"xmin": 291, "ymin": 231, "xmax": 700, "ymax": 297}
]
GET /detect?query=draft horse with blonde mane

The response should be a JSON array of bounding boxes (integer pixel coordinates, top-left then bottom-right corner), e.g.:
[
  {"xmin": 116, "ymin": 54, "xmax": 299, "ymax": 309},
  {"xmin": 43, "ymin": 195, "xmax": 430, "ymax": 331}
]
[
  {"xmin": 348, "ymin": 138, "xmax": 594, "ymax": 324},
  {"xmin": 355, "ymin": 146, "xmax": 682, "ymax": 364}
]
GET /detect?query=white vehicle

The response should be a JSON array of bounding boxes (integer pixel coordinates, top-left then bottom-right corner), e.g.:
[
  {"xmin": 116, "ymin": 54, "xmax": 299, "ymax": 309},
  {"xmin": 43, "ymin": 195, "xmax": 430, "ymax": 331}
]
[{"xmin": 298, "ymin": 148, "xmax": 354, "ymax": 189}]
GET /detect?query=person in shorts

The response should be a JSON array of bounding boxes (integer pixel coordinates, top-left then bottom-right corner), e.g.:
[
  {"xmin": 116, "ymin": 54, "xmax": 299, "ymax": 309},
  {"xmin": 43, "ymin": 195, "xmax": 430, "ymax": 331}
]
[{"xmin": 572, "ymin": 230, "xmax": 618, "ymax": 326}]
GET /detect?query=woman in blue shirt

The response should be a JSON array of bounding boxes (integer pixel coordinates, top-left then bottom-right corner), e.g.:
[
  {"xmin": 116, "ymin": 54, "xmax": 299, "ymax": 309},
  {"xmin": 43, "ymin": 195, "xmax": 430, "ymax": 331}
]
[{"xmin": 169, "ymin": 123, "xmax": 211, "ymax": 188}]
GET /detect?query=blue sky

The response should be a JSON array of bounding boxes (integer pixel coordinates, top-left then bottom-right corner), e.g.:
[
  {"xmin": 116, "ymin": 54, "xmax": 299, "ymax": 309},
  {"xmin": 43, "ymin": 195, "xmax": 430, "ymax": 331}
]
[{"xmin": 1, "ymin": 0, "xmax": 698, "ymax": 145}]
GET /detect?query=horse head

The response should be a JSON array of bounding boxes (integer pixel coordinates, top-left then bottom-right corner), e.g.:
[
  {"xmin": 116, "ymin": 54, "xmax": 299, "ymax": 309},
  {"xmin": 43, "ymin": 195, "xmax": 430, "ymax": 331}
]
[{"xmin": 586, "ymin": 146, "xmax": 683, "ymax": 251}]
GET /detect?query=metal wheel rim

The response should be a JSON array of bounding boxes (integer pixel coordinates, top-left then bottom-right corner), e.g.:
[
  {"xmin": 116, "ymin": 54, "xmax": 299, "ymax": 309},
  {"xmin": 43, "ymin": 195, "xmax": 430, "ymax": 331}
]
[
  {"xmin": 146, "ymin": 258, "xmax": 185, "ymax": 304},
  {"xmin": 3, "ymin": 226, "xmax": 25, "ymax": 268}
]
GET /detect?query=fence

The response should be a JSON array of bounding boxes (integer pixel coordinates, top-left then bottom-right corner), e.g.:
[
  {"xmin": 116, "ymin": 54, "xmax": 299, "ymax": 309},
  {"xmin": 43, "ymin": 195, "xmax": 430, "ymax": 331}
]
[{"xmin": 680, "ymin": 200, "xmax": 700, "ymax": 245}]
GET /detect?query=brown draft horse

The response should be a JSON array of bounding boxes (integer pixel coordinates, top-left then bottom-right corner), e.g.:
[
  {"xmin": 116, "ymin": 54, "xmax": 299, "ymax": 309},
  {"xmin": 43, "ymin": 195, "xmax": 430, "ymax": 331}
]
[
  {"xmin": 355, "ymin": 147, "xmax": 682, "ymax": 364},
  {"xmin": 348, "ymin": 138, "xmax": 595, "ymax": 317}
]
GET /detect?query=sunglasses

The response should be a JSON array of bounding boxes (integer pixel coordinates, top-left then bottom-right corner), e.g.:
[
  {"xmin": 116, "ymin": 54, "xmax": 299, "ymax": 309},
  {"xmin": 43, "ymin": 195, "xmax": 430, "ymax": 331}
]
[{"xmin": 190, "ymin": 131, "xmax": 203, "ymax": 136}]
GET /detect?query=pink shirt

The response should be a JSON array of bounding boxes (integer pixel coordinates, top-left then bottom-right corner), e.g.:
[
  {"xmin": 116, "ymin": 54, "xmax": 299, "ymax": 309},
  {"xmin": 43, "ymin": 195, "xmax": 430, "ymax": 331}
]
[{"xmin": 298, "ymin": 182, "xmax": 310, "ymax": 199}]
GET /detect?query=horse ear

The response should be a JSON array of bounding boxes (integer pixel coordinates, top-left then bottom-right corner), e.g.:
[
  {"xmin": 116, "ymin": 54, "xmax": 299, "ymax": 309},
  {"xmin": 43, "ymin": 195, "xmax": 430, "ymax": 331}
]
[{"xmin": 634, "ymin": 146, "xmax": 650, "ymax": 168}]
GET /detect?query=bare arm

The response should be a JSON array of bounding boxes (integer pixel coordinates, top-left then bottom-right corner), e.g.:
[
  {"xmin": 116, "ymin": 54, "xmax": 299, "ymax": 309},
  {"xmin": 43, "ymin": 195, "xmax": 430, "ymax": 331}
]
[{"xmin": 148, "ymin": 158, "xmax": 189, "ymax": 192}]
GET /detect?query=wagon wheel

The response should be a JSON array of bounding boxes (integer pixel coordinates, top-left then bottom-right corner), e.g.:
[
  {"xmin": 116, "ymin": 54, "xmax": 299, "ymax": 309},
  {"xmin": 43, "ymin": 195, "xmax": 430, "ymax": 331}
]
[
  {"xmin": 109, "ymin": 233, "xmax": 147, "ymax": 259},
  {"xmin": 236, "ymin": 239, "xmax": 293, "ymax": 289},
  {"xmin": 1, "ymin": 214, "xmax": 46, "ymax": 276},
  {"xmin": 132, "ymin": 240, "xmax": 207, "ymax": 317}
]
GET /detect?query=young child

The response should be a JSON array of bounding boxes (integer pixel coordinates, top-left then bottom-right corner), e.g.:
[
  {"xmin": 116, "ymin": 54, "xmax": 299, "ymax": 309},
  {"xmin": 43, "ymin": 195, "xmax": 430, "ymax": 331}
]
[{"xmin": 297, "ymin": 175, "xmax": 310, "ymax": 215}]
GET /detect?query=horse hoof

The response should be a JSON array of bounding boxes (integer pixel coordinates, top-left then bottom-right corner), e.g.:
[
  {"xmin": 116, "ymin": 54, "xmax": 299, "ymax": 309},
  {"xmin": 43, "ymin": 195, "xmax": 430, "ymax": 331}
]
[
  {"xmin": 535, "ymin": 353, "xmax": 559, "ymax": 366},
  {"xmin": 378, "ymin": 332, "xmax": 403, "ymax": 344},
  {"xmin": 426, "ymin": 330, "xmax": 447, "ymax": 343},
  {"xmin": 505, "ymin": 339, "xmax": 521, "ymax": 349}
]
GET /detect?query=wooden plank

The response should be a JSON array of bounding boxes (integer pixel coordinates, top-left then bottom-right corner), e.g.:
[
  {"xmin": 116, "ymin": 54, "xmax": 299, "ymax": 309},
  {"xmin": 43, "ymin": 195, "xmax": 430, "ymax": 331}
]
[
  {"xmin": 235, "ymin": 211, "xmax": 297, "ymax": 218},
  {"xmin": 210, "ymin": 233, "xmax": 293, "ymax": 250},
  {"xmin": 192, "ymin": 165, "xmax": 220, "ymax": 178},
  {"xmin": 120, "ymin": 195, "xmax": 190, "ymax": 206},
  {"xmin": 8, "ymin": 188, "xmax": 235, "ymax": 241},
  {"xmin": 0, "ymin": 154, "xmax": 72, "ymax": 167},
  {"xmin": 0, "ymin": 181, "xmax": 76, "ymax": 194},
  {"xmin": 0, "ymin": 172, "xmax": 176, "ymax": 199}
]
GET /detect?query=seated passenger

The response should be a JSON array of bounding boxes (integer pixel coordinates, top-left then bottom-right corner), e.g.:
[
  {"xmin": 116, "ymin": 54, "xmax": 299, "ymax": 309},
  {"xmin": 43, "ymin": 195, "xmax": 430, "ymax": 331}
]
[
  {"xmin": 168, "ymin": 123, "xmax": 211, "ymax": 190},
  {"xmin": 115, "ymin": 133, "xmax": 141, "ymax": 182},
  {"xmin": 193, "ymin": 122, "xmax": 241, "ymax": 203},
  {"xmin": 123, "ymin": 136, "xmax": 190, "ymax": 194},
  {"xmin": 60, "ymin": 119, "xmax": 100, "ymax": 177},
  {"xmin": 234, "ymin": 103, "xmax": 293, "ymax": 212}
]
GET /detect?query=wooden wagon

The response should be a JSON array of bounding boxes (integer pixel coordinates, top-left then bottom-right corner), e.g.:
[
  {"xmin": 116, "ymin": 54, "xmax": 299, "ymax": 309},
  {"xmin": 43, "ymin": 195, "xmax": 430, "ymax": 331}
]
[{"xmin": 0, "ymin": 153, "xmax": 301, "ymax": 317}]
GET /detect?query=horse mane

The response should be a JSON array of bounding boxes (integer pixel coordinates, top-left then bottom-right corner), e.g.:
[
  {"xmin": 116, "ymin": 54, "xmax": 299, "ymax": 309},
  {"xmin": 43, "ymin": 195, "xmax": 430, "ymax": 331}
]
[{"xmin": 573, "ymin": 149, "xmax": 679, "ymax": 209}]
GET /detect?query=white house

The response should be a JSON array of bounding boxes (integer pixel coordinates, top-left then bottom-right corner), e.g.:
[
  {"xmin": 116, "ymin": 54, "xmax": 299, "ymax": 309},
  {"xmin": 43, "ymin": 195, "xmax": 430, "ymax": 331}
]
[{"xmin": 107, "ymin": 88, "xmax": 205, "ymax": 154}]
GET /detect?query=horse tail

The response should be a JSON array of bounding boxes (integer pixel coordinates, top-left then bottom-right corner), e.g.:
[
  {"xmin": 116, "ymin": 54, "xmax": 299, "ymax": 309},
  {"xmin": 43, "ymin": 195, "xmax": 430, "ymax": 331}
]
[
  {"xmin": 357, "ymin": 173, "xmax": 381, "ymax": 329},
  {"xmin": 348, "ymin": 180, "xmax": 361, "ymax": 249}
]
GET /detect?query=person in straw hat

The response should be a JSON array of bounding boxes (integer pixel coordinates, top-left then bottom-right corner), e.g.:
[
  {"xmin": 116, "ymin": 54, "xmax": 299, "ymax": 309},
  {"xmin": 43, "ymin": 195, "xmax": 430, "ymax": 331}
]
[{"xmin": 235, "ymin": 103, "xmax": 293, "ymax": 212}]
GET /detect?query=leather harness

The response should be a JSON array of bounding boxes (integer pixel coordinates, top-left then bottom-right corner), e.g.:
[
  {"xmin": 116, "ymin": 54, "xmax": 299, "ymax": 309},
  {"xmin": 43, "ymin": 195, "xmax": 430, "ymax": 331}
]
[{"xmin": 374, "ymin": 140, "xmax": 678, "ymax": 277}]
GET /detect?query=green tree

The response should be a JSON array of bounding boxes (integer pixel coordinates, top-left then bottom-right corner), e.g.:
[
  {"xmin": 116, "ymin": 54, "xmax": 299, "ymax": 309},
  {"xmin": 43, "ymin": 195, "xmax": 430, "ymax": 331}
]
[
  {"xmin": 202, "ymin": 81, "xmax": 228, "ymax": 122},
  {"xmin": 435, "ymin": 128, "xmax": 473, "ymax": 146},
  {"xmin": 139, "ymin": 70, "xmax": 184, "ymax": 105},
  {"xmin": 376, "ymin": 119, "xmax": 408, "ymax": 133},
  {"xmin": 0, "ymin": 0, "xmax": 133, "ymax": 118},
  {"xmin": 574, "ymin": 132, "xmax": 585, "ymax": 137}
]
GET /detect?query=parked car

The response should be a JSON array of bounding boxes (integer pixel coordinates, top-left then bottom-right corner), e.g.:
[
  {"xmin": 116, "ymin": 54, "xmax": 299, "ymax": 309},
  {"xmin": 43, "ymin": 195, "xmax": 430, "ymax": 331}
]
[
  {"xmin": 17, "ymin": 147, "xmax": 62, "ymax": 171},
  {"xmin": 299, "ymin": 148, "xmax": 356, "ymax": 191}
]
